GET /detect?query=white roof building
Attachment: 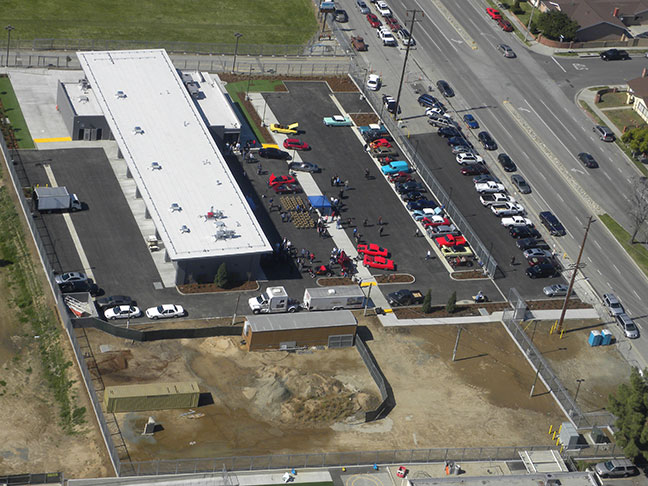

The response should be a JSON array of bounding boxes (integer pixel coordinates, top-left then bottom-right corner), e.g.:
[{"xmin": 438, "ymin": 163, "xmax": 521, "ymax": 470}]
[{"xmin": 77, "ymin": 49, "xmax": 271, "ymax": 281}]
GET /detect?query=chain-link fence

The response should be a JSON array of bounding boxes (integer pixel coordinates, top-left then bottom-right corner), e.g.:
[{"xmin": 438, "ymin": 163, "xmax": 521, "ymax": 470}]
[
  {"xmin": 0, "ymin": 140, "xmax": 122, "ymax": 475},
  {"xmin": 356, "ymin": 336, "xmax": 395, "ymax": 422}
]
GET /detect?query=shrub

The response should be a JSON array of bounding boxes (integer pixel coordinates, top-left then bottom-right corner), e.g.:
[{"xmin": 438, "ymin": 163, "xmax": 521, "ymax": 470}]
[
  {"xmin": 446, "ymin": 291, "xmax": 457, "ymax": 314},
  {"xmin": 512, "ymin": 0, "xmax": 523, "ymax": 14},
  {"xmin": 422, "ymin": 289, "xmax": 432, "ymax": 313},
  {"xmin": 214, "ymin": 262, "xmax": 229, "ymax": 288}
]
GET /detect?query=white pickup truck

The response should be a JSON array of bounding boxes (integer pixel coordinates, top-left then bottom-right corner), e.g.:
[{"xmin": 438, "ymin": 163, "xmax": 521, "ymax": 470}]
[
  {"xmin": 479, "ymin": 192, "xmax": 512, "ymax": 206},
  {"xmin": 475, "ymin": 181, "xmax": 506, "ymax": 194},
  {"xmin": 501, "ymin": 215, "xmax": 533, "ymax": 227},
  {"xmin": 490, "ymin": 202, "xmax": 525, "ymax": 217}
]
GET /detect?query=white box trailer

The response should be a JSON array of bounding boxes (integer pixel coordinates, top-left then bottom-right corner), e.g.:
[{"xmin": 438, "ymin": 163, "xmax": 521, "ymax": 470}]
[
  {"xmin": 34, "ymin": 186, "xmax": 82, "ymax": 212},
  {"xmin": 303, "ymin": 286, "xmax": 365, "ymax": 311}
]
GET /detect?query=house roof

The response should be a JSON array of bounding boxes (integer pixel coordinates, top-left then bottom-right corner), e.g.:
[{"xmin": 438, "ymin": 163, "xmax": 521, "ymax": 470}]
[
  {"xmin": 628, "ymin": 74, "xmax": 648, "ymax": 98},
  {"xmin": 547, "ymin": 0, "xmax": 648, "ymax": 32}
]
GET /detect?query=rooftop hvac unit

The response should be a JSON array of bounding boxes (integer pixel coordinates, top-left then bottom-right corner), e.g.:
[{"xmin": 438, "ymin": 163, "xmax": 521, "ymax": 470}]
[
  {"xmin": 214, "ymin": 228, "xmax": 236, "ymax": 240},
  {"xmin": 116, "ymin": 90, "xmax": 127, "ymax": 99},
  {"xmin": 150, "ymin": 162, "xmax": 162, "ymax": 170},
  {"xmin": 170, "ymin": 203, "xmax": 182, "ymax": 212},
  {"xmin": 133, "ymin": 126, "xmax": 144, "ymax": 135},
  {"xmin": 544, "ymin": 475, "xmax": 561, "ymax": 486},
  {"xmin": 180, "ymin": 225, "xmax": 190, "ymax": 233},
  {"xmin": 78, "ymin": 95, "xmax": 89, "ymax": 103}
]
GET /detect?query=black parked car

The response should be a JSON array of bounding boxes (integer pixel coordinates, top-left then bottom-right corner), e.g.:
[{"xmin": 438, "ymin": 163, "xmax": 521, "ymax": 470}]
[
  {"xmin": 478, "ymin": 131, "xmax": 497, "ymax": 150},
  {"xmin": 259, "ymin": 147, "xmax": 291, "ymax": 160},
  {"xmin": 438, "ymin": 126, "xmax": 462, "ymax": 138},
  {"xmin": 396, "ymin": 181, "xmax": 425, "ymax": 194},
  {"xmin": 407, "ymin": 199, "xmax": 437, "ymax": 210},
  {"xmin": 436, "ymin": 79, "xmax": 455, "ymax": 97},
  {"xmin": 335, "ymin": 9, "xmax": 348, "ymax": 21},
  {"xmin": 387, "ymin": 289, "xmax": 424, "ymax": 306},
  {"xmin": 473, "ymin": 174, "xmax": 500, "ymax": 184},
  {"xmin": 526, "ymin": 263, "xmax": 558, "ymax": 279},
  {"xmin": 418, "ymin": 93, "xmax": 443, "ymax": 108},
  {"xmin": 516, "ymin": 238, "xmax": 550, "ymax": 251},
  {"xmin": 97, "ymin": 295, "xmax": 136, "ymax": 309},
  {"xmin": 509, "ymin": 225, "xmax": 541, "ymax": 239},
  {"xmin": 60, "ymin": 280, "xmax": 100, "ymax": 296},
  {"xmin": 578, "ymin": 152, "xmax": 599, "ymax": 168},
  {"xmin": 461, "ymin": 164, "xmax": 489, "ymax": 176},
  {"xmin": 497, "ymin": 153, "xmax": 517, "ymax": 172},
  {"xmin": 401, "ymin": 191, "xmax": 424, "ymax": 202},
  {"xmin": 600, "ymin": 49, "xmax": 630, "ymax": 61},
  {"xmin": 539, "ymin": 211, "xmax": 566, "ymax": 236},
  {"xmin": 511, "ymin": 174, "xmax": 531, "ymax": 194}
]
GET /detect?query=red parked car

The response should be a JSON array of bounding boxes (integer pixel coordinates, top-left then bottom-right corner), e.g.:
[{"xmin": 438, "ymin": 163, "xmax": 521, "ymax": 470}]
[
  {"xmin": 435, "ymin": 234, "xmax": 467, "ymax": 247},
  {"xmin": 367, "ymin": 13, "xmax": 382, "ymax": 28},
  {"xmin": 386, "ymin": 17, "xmax": 401, "ymax": 31},
  {"xmin": 486, "ymin": 7, "xmax": 502, "ymax": 20},
  {"xmin": 388, "ymin": 172, "xmax": 413, "ymax": 183},
  {"xmin": 363, "ymin": 255, "xmax": 396, "ymax": 270},
  {"xmin": 283, "ymin": 138, "xmax": 310, "ymax": 150},
  {"xmin": 370, "ymin": 138, "xmax": 392, "ymax": 149},
  {"xmin": 357, "ymin": 243, "xmax": 389, "ymax": 257},
  {"xmin": 422, "ymin": 216, "xmax": 450, "ymax": 228},
  {"xmin": 497, "ymin": 18, "xmax": 513, "ymax": 31},
  {"xmin": 268, "ymin": 173, "xmax": 296, "ymax": 187}
]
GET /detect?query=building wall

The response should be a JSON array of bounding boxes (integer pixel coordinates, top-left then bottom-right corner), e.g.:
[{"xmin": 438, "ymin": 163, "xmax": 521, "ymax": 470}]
[
  {"xmin": 56, "ymin": 81, "xmax": 76, "ymax": 138},
  {"xmin": 633, "ymin": 97, "xmax": 648, "ymax": 123},
  {"xmin": 245, "ymin": 324, "xmax": 357, "ymax": 351},
  {"xmin": 576, "ymin": 23, "xmax": 628, "ymax": 42},
  {"xmin": 175, "ymin": 253, "xmax": 265, "ymax": 285},
  {"xmin": 104, "ymin": 390, "xmax": 200, "ymax": 412}
]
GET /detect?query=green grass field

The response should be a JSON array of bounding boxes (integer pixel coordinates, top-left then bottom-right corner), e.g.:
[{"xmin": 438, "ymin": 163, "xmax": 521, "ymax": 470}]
[
  {"xmin": 599, "ymin": 214, "xmax": 648, "ymax": 277},
  {"xmin": 0, "ymin": 76, "xmax": 34, "ymax": 149},
  {"xmin": 3, "ymin": 0, "xmax": 318, "ymax": 46}
]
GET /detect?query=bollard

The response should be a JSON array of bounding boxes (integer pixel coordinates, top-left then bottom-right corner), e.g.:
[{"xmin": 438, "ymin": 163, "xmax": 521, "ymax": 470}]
[{"xmin": 549, "ymin": 424, "xmax": 553, "ymax": 434}]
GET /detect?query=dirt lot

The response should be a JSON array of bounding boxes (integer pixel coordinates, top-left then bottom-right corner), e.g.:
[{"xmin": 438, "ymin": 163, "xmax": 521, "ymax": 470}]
[
  {"xmin": 525, "ymin": 320, "xmax": 631, "ymax": 412},
  {"xmin": 79, "ymin": 312, "xmax": 630, "ymax": 463}
]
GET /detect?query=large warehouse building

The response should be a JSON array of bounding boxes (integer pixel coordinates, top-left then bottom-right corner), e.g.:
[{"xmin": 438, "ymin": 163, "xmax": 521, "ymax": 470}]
[{"xmin": 76, "ymin": 49, "xmax": 271, "ymax": 284}]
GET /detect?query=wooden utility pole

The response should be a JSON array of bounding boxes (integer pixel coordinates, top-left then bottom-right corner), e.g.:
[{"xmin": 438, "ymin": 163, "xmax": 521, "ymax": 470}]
[
  {"xmin": 394, "ymin": 9, "xmax": 423, "ymax": 121},
  {"xmin": 557, "ymin": 216, "xmax": 594, "ymax": 335}
]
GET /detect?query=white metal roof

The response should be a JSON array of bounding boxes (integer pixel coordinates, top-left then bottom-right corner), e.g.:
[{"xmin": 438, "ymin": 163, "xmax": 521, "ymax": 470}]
[
  {"xmin": 246, "ymin": 310, "xmax": 357, "ymax": 333},
  {"xmin": 77, "ymin": 49, "xmax": 270, "ymax": 260},
  {"xmin": 181, "ymin": 71, "xmax": 240, "ymax": 132},
  {"xmin": 61, "ymin": 80, "xmax": 104, "ymax": 116}
]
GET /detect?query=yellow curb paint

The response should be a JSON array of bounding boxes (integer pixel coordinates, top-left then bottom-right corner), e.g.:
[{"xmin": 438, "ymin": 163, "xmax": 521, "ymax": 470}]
[{"xmin": 34, "ymin": 137, "xmax": 72, "ymax": 143}]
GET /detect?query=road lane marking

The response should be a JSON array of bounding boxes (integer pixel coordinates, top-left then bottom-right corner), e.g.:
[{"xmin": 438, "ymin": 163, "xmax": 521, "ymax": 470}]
[
  {"xmin": 552, "ymin": 57, "xmax": 567, "ymax": 73},
  {"xmin": 613, "ymin": 263, "xmax": 621, "ymax": 274},
  {"xmin": 538, "ymin": 99, "xmax": 578, "ymax": 143},
  {"xmin": 42, "ymin": 165, "xmax": 95, "ymax": 281},
  {"xmin": 429, "ymin": 0, "xmax": 478, "ymax": 50},
  {"xmin": 634, "ymin": 289, "xmax": 641, "ymax": 299}
]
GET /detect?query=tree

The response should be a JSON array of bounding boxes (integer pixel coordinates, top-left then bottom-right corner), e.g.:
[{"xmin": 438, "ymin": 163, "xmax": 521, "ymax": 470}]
[
  {"xmin": 422, "ymin": 289, "xmax": 432, "ymax": 314},
  {"xmin": 532, "ymin": 10, "xmax": 579, "ymax": 41},
  {"xmin": 446, "ymin": 291, "xmax": 457, "ymax": 314},
  {"xmin": 214, "ymin": 262, "xmax": 229, "ymax": 288},
  {"xmin": 627, "ymin": 177, "xmax": 648, "ymax": 243},
  {"xmin": 608, "ymin": 368, "xmax": 648, "ymax": 461},
  {"xmin": 512, "ymin": 0, "xmax": 523, "ymax": 15},
  {"xmin": 622, "ymin": 127, "xmax": 648, "ymax": 155}
]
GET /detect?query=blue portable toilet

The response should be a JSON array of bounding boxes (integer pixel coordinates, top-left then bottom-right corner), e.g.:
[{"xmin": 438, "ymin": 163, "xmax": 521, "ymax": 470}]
[
  {"xmin": 588, "ymin": 330, "xmax": 602, "ymax": 346},
  {"xmin": 601, "ymin": 329, "xmax": 613, "ymax": 345}
]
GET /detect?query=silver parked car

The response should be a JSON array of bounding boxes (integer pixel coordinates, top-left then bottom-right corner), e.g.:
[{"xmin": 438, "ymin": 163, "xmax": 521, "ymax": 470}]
[{"xmin": 543, "ymin": 284, "xmax": 569, "ymax": 297}]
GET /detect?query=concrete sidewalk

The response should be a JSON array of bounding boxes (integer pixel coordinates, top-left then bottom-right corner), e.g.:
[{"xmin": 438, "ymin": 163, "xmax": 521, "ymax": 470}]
[
  {"xmin": 378, "ymin": 307, "xmax": 600, "ymax": 326},
  {"xmin": 576, "ymin": 85, "xmax": 629, "ymax": 140}
]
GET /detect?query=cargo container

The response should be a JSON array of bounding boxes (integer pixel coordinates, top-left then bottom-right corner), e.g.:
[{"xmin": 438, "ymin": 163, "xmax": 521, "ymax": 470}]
[{"xmin": 303, "ymin": 285, "xmax": 365, "ymax": 311}]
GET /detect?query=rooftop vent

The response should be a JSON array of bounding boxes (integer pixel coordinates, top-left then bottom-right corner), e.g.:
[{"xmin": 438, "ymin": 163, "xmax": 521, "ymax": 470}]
[
  {"xmin": 116, "ymin": 90, "xmax": 127, "ymax": 99},
  {"xmin": 180, "ymin": 225, "xmax": 190, "ymax": 234},
  {"xmin": 133, "ymin": 126, "xmax": 144, "ymax": 135},
  {"xmin": 170, "ymin": 203, "xmax": 182, "ymax": 212},
  {"xmin": 205, "ymin": 208, "xmax": 224, "ymax": 220},
  {"xmin": 78, "ymin": 95, "xmax": 89, "ymax": 103},
  {"xmin": 150, "ymin": 162, "xmax": 162, "ymax": 170},
  {"xmin": 202, "ymin": 159, "xmax": 211, "ymax": 165}
]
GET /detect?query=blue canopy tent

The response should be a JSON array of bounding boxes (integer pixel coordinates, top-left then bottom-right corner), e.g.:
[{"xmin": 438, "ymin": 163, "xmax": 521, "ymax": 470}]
[{"xmin": 308, "ymin": 195, "xmax": 332, "ymax": 216}]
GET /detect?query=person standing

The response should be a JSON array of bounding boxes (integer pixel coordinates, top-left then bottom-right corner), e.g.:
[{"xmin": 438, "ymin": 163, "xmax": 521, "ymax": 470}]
[
  {"xmin": 426, "ymin": 250, "xmax": 431, "ymax": 260},
  {"xmin": 378, "ymin": 216, "xmax": 383, "ymax": 226},
  {"xmin": 379, "ymin": 226, "xmax": 384, "ymax": 237}
]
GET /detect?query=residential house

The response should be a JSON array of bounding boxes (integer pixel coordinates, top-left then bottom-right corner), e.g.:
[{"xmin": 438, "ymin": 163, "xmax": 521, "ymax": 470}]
[{"xmin": 627, "ymin": 69, "xmax": 648, "ymax": 123}]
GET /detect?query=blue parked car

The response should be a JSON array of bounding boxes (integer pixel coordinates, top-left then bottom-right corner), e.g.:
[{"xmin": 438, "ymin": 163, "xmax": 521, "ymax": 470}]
[
  {"xmin": 381, "ymin": 161, "xmax": 411, "ymax": 175},
  {"xmin": 463, "ymin": 114, "xmax": 479, "ymax": 129}
]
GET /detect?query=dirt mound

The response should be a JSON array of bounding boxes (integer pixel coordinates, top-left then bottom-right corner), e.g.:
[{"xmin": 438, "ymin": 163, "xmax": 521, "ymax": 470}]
[
  {"xmin": 96, "ymin": 350, "xmax": 132, "ymax": 374},
  {"xmin": 248, "ymin": 365, "xmax": 376, "ymax": 426}
]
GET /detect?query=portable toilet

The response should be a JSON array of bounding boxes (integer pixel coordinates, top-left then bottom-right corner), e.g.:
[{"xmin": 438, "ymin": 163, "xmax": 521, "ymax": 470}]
[
  {"xmin": 588, "ymin": 330, "xmax": 602, "ymax": 346},
  {"xmin": 601, "ymin": 329, "xmax": 613, "ymax": 345}
]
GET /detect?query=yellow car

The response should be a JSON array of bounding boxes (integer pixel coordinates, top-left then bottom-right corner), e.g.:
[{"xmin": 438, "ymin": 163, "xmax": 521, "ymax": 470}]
[
  {"xmin": 441, "ymin": 245, "xmax": 474, "ymax": 258},
  {"xmin": 270, "ymin": 122, "xmax": 299, "ymax": 134}
]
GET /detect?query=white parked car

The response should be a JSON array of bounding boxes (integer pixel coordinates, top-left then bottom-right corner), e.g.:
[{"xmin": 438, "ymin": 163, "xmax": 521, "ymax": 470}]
[
  {"xmin": 366, "ymin": 74, "xmax": 381, "ymax": 91},
  {"xmin": 145, "ymin": 304, "xmax": 186, "ymax": 319},
  {"xmin": 377, "ymin": 27, "xmax": 397, "ymax": 46},
  {"xmin": 397, "ymin": 28, "xmax": 416, "ymax": 46},
  {"xmin": 425, "ymin": 107, "xmax": 451, "ymax": 118},
  {"xmin": 479, "ymin": 193, "xmax": 514, "ymax": 206},
  {"xmin": 104, "ymin": 305, "xmax": 142, "ymax": 320},
  {"xmin": 501, "ymin": 215, "xmax": 533, "ymax": 227},
  {"xmin": 474, "ymin": 181, "xmax": 506, "ymax": 193},
  {"xmin": 490, "ymin": 202, "xmax": 525, "ymax": 217},
  {"xmin": 456, "ymin": 152, "xmax": 484, "ymax": 164},
  {"xmin": 376, "ymin": 1, "xmax": 392, "ymax": 16}
]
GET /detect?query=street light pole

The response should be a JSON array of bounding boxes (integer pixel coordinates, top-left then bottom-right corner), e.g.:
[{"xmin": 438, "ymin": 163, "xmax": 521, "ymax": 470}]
[
  {"xmin": 394, "ymin": 9, "xmax": 423, "ymax": 121},
  {"xmin": 232, "ymin": 32, "xmax": 243, "ymax": 74},
  {"xmin": 524, "ymin": 4, "xmax": 536, "ymax": 43},
  {"xmin": 574, "ymin": 379, "xmax": 585, "ymax": 403},
  {"xmin": 5, "ymin": 25, "xmax": 14, "ymax": 68}
]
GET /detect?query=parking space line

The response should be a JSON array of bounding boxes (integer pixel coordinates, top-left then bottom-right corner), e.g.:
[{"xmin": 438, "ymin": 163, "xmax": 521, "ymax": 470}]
[{"xmin": 42, "ymin": 164, "xmax": 95, "ymax": 281}]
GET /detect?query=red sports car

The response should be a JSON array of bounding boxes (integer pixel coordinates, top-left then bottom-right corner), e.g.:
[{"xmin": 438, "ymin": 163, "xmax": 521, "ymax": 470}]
[
  {"xmin": 370, "ymin": 138, "xmax": 392, "ymax": 149},
  {"xmin": 422, "ymin": 215, "xmax": 450, "ymax": 228},
  {"xmin": 268, "ymin": 173, "xmax": 296, "ymax": 187},
  {"xmin": 357, "ymin": 243, "xmax": 389, "ymax": 257},
  {"xmin": 386, "ymin": 17, "xmax": 402, "ymax": 31},
  {"xmin": 272, "ymin": 183, "xmax": 301, "ymax": 194},
  {"xmin": 486, "ymin": 7, "xmax": 502, "ymax": 20},
  {"xmin": 497, "ymin": 18, "xmax": 513, "ymax": 32},
  {"xmin": 283, "ymin": 138, "xmax": 310, "ymax": 150},
  {"xmin": 363, "ymin": 255, "xmax": 396, "ymax": 270},
  {"xmin": 388, "ymin": 172, "xmax": 413, "ymax": 183},
  {"xmin": 367, "ymin": 13, "xmax": 382, "ymax": 28},
  {"xmin": 435, "ymin": 234, "xmax": 467, "ymax": 247}
]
